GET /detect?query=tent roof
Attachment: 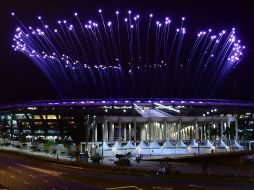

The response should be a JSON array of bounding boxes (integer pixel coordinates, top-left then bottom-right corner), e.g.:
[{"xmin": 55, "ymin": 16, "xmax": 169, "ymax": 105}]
[
  {"xmin": 112, "ymin": 141, "xmax": 122, "ymax": 149},
  {"xmin": 149, "ymin": 140, "xmax": 161, "ymax": 148},
  {"xmin": 176, "ymin": 140, "xmax": 187, "ymax": 148},
  {"xmin": 137, "ymin": 140, "xmax": 148, "ymax": 148},
  {"xmin": 231, "ymin": 140, "xmax": 243, "ymax": 148},
  {"xmin": 124, "ymin": 140, "xmax": 136, "ymax": 149},
  {"xmin": 100, "ymin": 141, "xmax": 111, "ymax": 150},
  {"xmin": 217, "ymin": 139, "xmax": 227, "ymax": 148},
  {"xmin": 203, "ymin": 140, "xmax": 212, "ymax": 148},
  {"xmin": 189, "ymin": 139, "xmax": 198, "ymax": 148},
  {"xmin": 162, "ymin": 140, "xmax": 174, "ymax": 148}
]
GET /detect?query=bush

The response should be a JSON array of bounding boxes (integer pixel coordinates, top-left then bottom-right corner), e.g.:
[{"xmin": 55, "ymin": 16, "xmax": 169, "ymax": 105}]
[{"xmin": 90, "ymin": 153, "xmax": 102, "ymax": 164}]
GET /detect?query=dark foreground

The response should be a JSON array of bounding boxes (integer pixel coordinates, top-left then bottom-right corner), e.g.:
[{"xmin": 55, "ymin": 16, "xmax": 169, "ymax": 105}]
[{"xmin": 0, "ymin": 152, "xmax": 254, "ymax": 190}]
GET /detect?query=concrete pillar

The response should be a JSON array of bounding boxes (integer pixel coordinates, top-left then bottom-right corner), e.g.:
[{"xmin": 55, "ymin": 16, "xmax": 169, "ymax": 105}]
[
  {"xmin": 109, "ymin": 121, "xmax": 114, "ymax": 141},
  {"xmin": 220, "ymin": 120, "xmax": 224, "ymax": 138},
  {"xmin": 123, "ymin": 123, "xmax": 127, "ymax": 141},
  {"xmin": 204, "ymin": 124, "xmax": 207, "ymax": 140},
  {"xmin": 162, "ymin": 121, "xmax": 168, "ymax": 141},
  {"xmin": 103, "ymin": 120, "xmax": 108, "ymax": 142},
  {"xmin": 134, "ymin": 121, "xmax": 137, "ymax": 145},
  {"xmin": 195, "ymin": 120, "xmax": 198, "ymax": 140},
  {"xmin": 149, "ymin": 120, "xmax": 152, "ymax": 142},
  {"xmin": 163, "ymin": 121, "xmax": 166, "ymax": 141},
  {"xmin": 94, "ymin": 123, "xmax": 97, "ymax": 142},
  {"xmin": 200, "ymin": 125, "xmax": 203, "ymax": 140},
  {"xmin": 145, "ymin": 124, "xmax": 148, "ymax": 141},
  {"xmin": 118, "ymin": 120, "xmax": 122, "ymax": 141},
  {"xmin": 178, "ymin": 120, "xmax": 182, "ymax": 140},
  {"xmin": 128, "ymin": 124, "xmax": 131, "ymax": 140},
  {"xmin": 235, "ymin": 119, "xmax": 238, "ymax": 140}
]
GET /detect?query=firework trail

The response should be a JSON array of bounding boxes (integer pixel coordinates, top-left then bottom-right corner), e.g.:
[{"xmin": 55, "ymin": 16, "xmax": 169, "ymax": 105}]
[{"xmin": 11, "ymin": 10, "xmax": 245, "ymax": 99}]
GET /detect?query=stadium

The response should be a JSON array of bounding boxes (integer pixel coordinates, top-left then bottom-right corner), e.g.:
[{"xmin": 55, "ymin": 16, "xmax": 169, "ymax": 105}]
[{"xmin": 0, "ymin": 98, "xmax": 253, "ymax": 157}]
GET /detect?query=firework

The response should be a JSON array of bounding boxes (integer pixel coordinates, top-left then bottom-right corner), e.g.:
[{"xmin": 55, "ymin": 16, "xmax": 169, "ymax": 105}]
[{"xmin": 12, "ymin": 10, "xmax": 245, "ymax": 98}]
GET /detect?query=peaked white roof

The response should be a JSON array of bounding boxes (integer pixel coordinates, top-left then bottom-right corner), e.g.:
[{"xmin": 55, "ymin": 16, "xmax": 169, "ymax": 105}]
[
  {"xmin": 112, "ymin": 141, "xmax": 123, "ymax": 149},
  {"xmin": 176, "ymin": 140, "xmax": 187, "ymax": 148},
  {"xmin": 217, "ymin": 139, "xmax": 227, "ymax": 148},
  {"xmin": 189, "ymin": 139, "xmax": 198, "ymax": 148},
  {"xmin": 231, "ymin": 140, "xmax": 243, "ymax": 148},
  {"xmin": 203, "ymin": 140, "xmax": 212, "ymax": 148},
  {"xmin": 149, "ymin": 140, "xmax": 161, "ymax": 148},
  {"xmin": 124, "ymin": 140, "xmax": 136, "ymax": 149},
  {"xmin": 100, "ymin": 141, "xmax": 111, "ymax": 150},
  {"xmin": 162, "ymin": 140, "xmax": 174, "ymax": 148},
  {"xmin": 136, "ymin": 140, "xmax": 148, "ymax": 149}
]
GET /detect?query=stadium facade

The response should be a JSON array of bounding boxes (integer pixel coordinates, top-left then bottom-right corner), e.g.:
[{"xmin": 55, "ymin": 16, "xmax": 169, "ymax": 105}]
[{"xmin": 0, "ymin": 99, "xmax": 253, "ymax": 154}]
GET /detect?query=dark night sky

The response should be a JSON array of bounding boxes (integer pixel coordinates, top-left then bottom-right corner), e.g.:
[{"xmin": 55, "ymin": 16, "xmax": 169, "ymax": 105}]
[{"xmin": 0, "ymin": 0, "xmax": 254, "ymax": 103}]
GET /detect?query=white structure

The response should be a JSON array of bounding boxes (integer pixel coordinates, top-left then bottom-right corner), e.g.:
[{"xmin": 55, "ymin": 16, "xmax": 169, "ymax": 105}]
[
  {"xmin": 136, "ymin": 140, "xmax": 149, "ymax": 155},
  {"xmin": 149, "ymin": 140, "xmax": 162, "ymax": 155},
  {"xmin": 216, "ymin": 139, "xmax": 228, "ymax": 153},
  {"xmin": 123, "ymin": 140, "xmax": 136, "ymax": 154},
  {"xmin": 162, "ymin": 140, "xmax": 175, "ymax": 155},
  {"xmin": 189, "ymin": 139, "xmax": 199, "ymax": 154},
  {"xmin": 202, "ymin": 140, "xmax": 213, "ymax": 154},
  {"xmin": 230, "ymin": 140, "xmax": 243, "ymax": 151},
  {"xmin": 112, "ymin": 141, "xmax": 124, "ymax": 155},
  {"xmin": 175, "ymin": 140, "xmax": 188, "ymax": 154},
  {"xmin": 99, "ymin": 141, "xmax": 112, "ymax": 157}
]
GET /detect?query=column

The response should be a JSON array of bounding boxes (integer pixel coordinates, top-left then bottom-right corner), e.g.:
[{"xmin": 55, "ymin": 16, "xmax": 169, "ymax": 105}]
[
  {"xmin": 220, "ymin": 120, "xmax": 224, "ymax": 139},
  {"xmin": 235, "ymin": 119, "xmax": 238, "ymax": 140},
  {"xmin": 109, "ymin": 121, "xmax": 114, "ymax": 141},
  {"xmin": 128, "ymin": 124, "xmax": 131, "ymax": 140},
  {"xmin": 145, "ymin": 124, "xmax": 148, "ymax": 141},
  {"xmin": 163, "ymin": 121, "xmax": 166, "ymax": 141},
  {"xmin": 162, "ymin": 121, "xmax": 168, "ymax": 141},
  {"xmin": 195, "ymin": 120, "xmax": 199, "ymax": 140},
  {"xmin": 149, "ymin": 120, "xmax": 152, "ymax": 142},
  {"xmin": 134, "ymin": 120, "xmax": 137, "ymax": 145},
  {"xmin": 103, "ymin": 120, "xmax": 108, "ymax": 142},
  {"xmin": 123, "ymin": 123, "xmax": 127, "ymax": 141},
  {"xmin": 204, "ymin": 125, "xmax": 207, "ymax": 140},
  {"xmin": 200, "ymin": 125, "xmax": 203, "ymax": 140},
  {"xmin": 178, "ymin": 120, "xmax": 182, "ymax": 140},
  {"xmin": 94, "ymin": 123, "xmax": 97, "ymax": 142},
  {"xmin": 118, "ymin": 120, "xmax": 122, "ymax": 141}
]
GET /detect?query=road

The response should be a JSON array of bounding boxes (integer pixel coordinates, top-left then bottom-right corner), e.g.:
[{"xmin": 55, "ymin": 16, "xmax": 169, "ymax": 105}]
[
  {"xmin": 0, "ymin": 153, "xmax": 102, "ymax": 190},
  {"xmin": 1, "ymin": 152, "xmax": 254, "ymax": 190}
]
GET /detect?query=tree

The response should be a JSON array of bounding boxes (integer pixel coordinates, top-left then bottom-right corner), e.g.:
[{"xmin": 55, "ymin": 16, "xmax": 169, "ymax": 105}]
[
  {"xmin": 210, "ymin": 128, "xmax": 219, "ymax": 140},
  {"xmin": 223, "ymin": 126, "xmax": 235, "ymax": 140},
  {"xmin": 69, "ymin": 115, "xmax": 90, "ymax": 161},
  {"xmin": 0, "ymin": 118, "xmax": 9, "ymax": 144},
  {"xmin": 43, "ymin": 140, "xmax": 54, "ymax": 154}
]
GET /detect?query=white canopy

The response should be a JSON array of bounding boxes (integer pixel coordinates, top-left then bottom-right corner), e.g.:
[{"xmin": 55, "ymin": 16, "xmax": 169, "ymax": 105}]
[
  {"xmin": 100, "ymin": 141, "xmax": 111, "ymax": 151},
  {"xmin": 136, "ymin": 140, "xmax": 148, "ymax": 149},
  {"xmin": 176, "ymin": 140, "xmax": 187, "ymax": 148},
  {"xmin": 189, "ymin": 139, "xmax": 199, "ymax": 148},
  {"xmin": 217, "ymin": 139, "xmax": 227, "ymax": 148},
  {"xmin": 231, "ymin": 140, "xmax": 243, "ymax": 149},
  {"xmin": 112, "ymin": 141, "xmax": 123, "ymax": 149},
  {"xmin": 203, "ymin": 140, "xmax": 213, "ymax": 148},
  {"xmin": 123, "ymin": 140, "xmax": 136, "ymax": 149},
  {"xmin": 162, "ymin": 140, "xmax": 175, "ymax": 149},
  {"xmin": 149, "ymin": 140, "xmax": 161, "ymax": 148}
]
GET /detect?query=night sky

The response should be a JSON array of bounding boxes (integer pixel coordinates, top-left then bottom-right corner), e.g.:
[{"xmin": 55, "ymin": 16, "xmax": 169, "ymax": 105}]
[{"xmin": 0, "ymin": 0, "xmax": 254, "ymax": 103}]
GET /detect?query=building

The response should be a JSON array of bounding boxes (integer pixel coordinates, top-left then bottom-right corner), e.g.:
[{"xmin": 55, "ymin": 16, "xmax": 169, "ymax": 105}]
[{"xmin": 0, "ymin": 99, "xmax": 253, "ymax": 154}]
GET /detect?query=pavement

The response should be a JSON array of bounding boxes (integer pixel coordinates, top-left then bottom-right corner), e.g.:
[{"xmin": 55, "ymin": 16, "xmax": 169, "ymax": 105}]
[{"xmin": 1, "ymin": 152, "xmax": 254, "ymax": 190}]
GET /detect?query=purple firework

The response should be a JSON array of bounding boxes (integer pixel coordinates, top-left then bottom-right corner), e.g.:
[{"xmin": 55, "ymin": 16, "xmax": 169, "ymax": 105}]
[{"xmin": 12, "ymin": 10, "xmax": 245, "ymax": 99}]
